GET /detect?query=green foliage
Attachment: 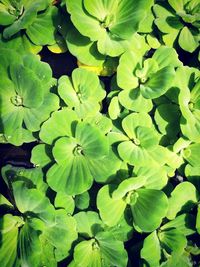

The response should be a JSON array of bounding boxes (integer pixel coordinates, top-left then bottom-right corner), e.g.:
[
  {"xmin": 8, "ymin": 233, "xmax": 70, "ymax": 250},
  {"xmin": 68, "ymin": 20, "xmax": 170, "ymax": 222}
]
[{"xmin": 0, "ymin": 0, "xmax": 200, "ymax": 266}]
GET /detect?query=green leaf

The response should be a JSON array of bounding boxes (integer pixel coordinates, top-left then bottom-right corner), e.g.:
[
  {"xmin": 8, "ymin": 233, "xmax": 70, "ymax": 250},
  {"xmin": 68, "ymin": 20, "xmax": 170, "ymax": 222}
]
[
  {"xmin": 168, "ymin": 0, "xmax": 185, "ymax": 12},
  {"xmin": 141, "ymin": 231, "xmax": 161, "ymax": 267},
  {"xmin": 167, "ymin": 182, "xmax": 198, "ymax": 220},
  {"xmin": 152, "ymin": 46, "xmax": 182, "ymax": 69},
  {"xmin": 117, "ymin": 50, "xmax": 140, "ymax": 90},
  {"xmin": 12, "ymin": 181, "xmax": 55, "ymax": 224},
  {"xmin": 109, "ymin": 0, "xmax": 152, "ymax": 39},
  {"xmin": 75, "ymin": 122, "xmax": 109, "ymax": 159},
  {"xmin": 73, "ymin": 239, "xmax": 102, "ymax": 267},
  {"xmin": 133, "ymin": 164, "xmax": 168, "ymax": 190},
  {"xmin": 19, "ymin": 221, "xmax": 44, "ymax": 267},
  {"xmin": 26, "ymin": 6, "xmax": 58, "ymax": 46},
  {"xmin": 160, "ymin": 214, "xmax": 196, "ymax": 236},
  {"xmin": 182, "ymin": 143, "xmax": 200, "ymax": 167},
  {"xmin": 97, "ymin": 185, "xmax": 126, "ymax": 226},
  {"xmin": 83, "ymin": 0, "xmax": 118, "ymax": 22},
  {"xmin": 0, "ymin": 214, "xmax": 23, "ymax": 267},
  {"xmin": 154, "ymin": 103, "xmax": 181, "ymax": 138},
  {"xmin": 105, "ymin": 209, "xmax": 133, "ymax": 242},
  {"xmin": 66, "ymin": 26, "xmax": 105, "ymax": 67},
  {"xmin": 9, "ymin": 63, "xmax": 43, "ymax": 108},
  {"xmin": 47, "ymin": 156, "xmax": 93, "ymax": 196},
  {"xmin": 95, "ymin": 231, "xmax": 128, "ymax": 267},
  {"xmin": 43, "ymin": 209, "xmax": 77, "ymax": 261},
  {"xmin": 66, "ymin": 0, "xmax": 105, "ymax": 41},
  {"xmin": 74, "ymin": 211, "xmax": 103, "ymax": 238},
  {"xmin": 158, "ymin": 228, "xmax": 187, "ymax": 254},
  {"xmin": 140, "ymin": 67, "xmax": 175, "ymax": 99},
  {"xmin": 75, "ymin": 191, "xmax": 90, "ymax": 210},
  {"xmin": 31, "ymin": 144, "xmax": 53, "ymax": 168},
  {"xmin": 178, "ymin": 26, "xmax": 199, "ymax": 53},
  {"xmin": 1, "ymin": 164, "xmax": 47, "ymax": 193},
  {"xmin": 112, "ymin": 176, "xmax": 147, "ymax": 200},
  {"xmin": 39, "ymin": 108, "xmax": 79, "ymax": 145},
  {"xmin": 185, "ymin": 164, "xmax": 200, "ymax": 192},
  {"xmin": 131, "ymin": 189, "xmax": 168, "ymax": 232},
  {"xmin": 54, "ymin": 192, "xmax": 75, "ymax": 215},
  {"xmin": 58, "ymin": 69, "xmax": 105, "ymax": 118},
  {"xmin": 196, "ymin": 205, "xmax": 200, "ymax": 234},
  {"xmin": 118, "ymin": 140, "xmax": 152, "ymax": 166},
  {"xmin": 121, "ymin": 112, "xmax": 152, "ymax": 139},
  {"xmin": 118, "ymin": 88, "xmax": 153, "ymax": 113},
  {"xmin": 108, "ymin": 96, "xmax": 121, "ymax": 120}
]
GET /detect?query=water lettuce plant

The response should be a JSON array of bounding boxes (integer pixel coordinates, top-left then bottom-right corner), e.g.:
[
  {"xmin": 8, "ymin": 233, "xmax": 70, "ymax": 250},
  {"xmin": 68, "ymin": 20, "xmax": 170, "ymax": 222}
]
[
  {"xmin": 0, "ymin": 0, "xmax": 200, "ymax": 266},
  {"xmin": 0, "ymin": 165, "xmax": 77, "ymax": 266},
  {"xmin": 31, "ymin": 108, "xmax": 121, "ymax": 195},
  {"xmin": 66, "ymin": 0, "xmax": 153, "ymax": 57},
  {"xmin": 154, "ymin": 0, "xmax": 200, "ymax": 53},
  {"xmin": 58, "ymin": 68, "xmax": 106, "ymax": 118},
  {"xmin": 0, "ymin": 48, "xmax": 59, "ymax": 145},
  {"xmin": 0, "ymin": 0, "xmax": 65, "ymax": 53}
]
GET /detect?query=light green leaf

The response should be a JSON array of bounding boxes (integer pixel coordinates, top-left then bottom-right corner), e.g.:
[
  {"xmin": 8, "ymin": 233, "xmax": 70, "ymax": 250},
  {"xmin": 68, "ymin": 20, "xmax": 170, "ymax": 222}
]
[
  {"xmin": 54, "ymin": 192, "xmax": 75, "ymax": 215},
  {"xmin": 9, "ymin": 64, "xmax": 43, "ymax": 108},
  {"xmin": 185, "ymin": 164, "xmax": 200, "ymax": 191},
  {"xmin": 141, "ymin": 231, "xmax": 161, "ymax": 267},
  {"xmin": 158, "ymin": 228, "xmax": 187, "ymax": 254},
  {"xmin": 108, "ymin": 96, "xmax": 121, "ymax": 120},
  {"xmin": 182, "ymin": 143, "xmax": 200, "ymax": 167},
  {"xmin": 168, "ymin": 0, "xmax": 186, "ymax": 12},
  {"xmin": 134, "ymin": 165, "xmax": 168, "ymax": 190},
  {"xmin": 152, "ymin": 46, "xmax": 182, "ymax": 69},
  {"xmin": 12, "ymin": 181, "xmax": 55, "ymax": 224},
  {"xmin": 95, "ymin": 231, "xmax": 128, "ymax": 267},
  {"xmin": 31, "ymin": 144, "xmax": 53, "ymax": 168},
  {"xmin": 140, "ymin": 67, "xmax": 175, "ymax": 99},
  {"xmin": 118, "ymin": 88, "xmax": 153, "ymax": 113},
  {"xmin": 197, "ymin": 205, "xmax": 200, "ymax": 234},
  {"xmin": 73, "ymin": 239, "xmax": 102, "ymax": 267},
  {"xmin": 26, "ymin": 6, "xmax": 58, "ymax": 46},
  {"xmin": 0, "ymin": 214, "xmax": 23, "ymax": 267},
  {"xmin": 47, "ymin": 157, "xmax": 93, "ymax": 196},
  {"xmin": 167, "ymin": 182, "xmax": 198, "ymax": 220},
  {"xmin": 66, "ymin": 26, "xmax": 105, "ymax": 67},
  {"xmin": 75, "ymin": 191, "xmax": 90, "ymax": 210},
  {"xmin": 122, "ymin": 112, "xmax": 152, "ymax": 139},
  {"xmin": 178, "ymin": 27, "xmax": 199, "ymax": 53},
  {"xmin": 118, "ymin": 140, "xmax": 152, "ymax": 166},
  {"xmin": 97, "ymin": 185, "xmax": 126, "ymax": 226},
  {"xmin": 75, "ymin": 122, "xmax": 109, "ymax": 159},
  {"xmin": 66, "ymin": 0, "xmax": 105, "ymax": 41},
  {"xmin": 160, "ymin": 214, "xmax": 196, "ymax": 236},
  {"xmin": 43, "ymin": 209, "xmax": 77, "ymax": 261},
  {"xmin": 117, "ymin": 50, "xmax": 140, "ymax": 90},
  {"xmin": 112, "ymin": 176, "xmax": 147, "ymax": 200},
  {"xmin": 74, "ymin": 211, "xmax": 103, "ymax": 238},
  {"xmin": 131, "ymin": 189, "xmax": 168, "ymax": 232},
  {"xmin": 39, "ymin": 108, "xmax": 79, "ymax": 144}
]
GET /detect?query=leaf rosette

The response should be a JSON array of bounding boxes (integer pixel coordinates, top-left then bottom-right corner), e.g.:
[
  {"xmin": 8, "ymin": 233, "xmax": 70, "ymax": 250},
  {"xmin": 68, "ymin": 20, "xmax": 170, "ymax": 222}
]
[
  {"xmin": 97, "ymin": 175, "xmax": 168, "ymax": 232},
  {"xmin": 0, "ymin": 0, "xmax": 61, "ymax": 47},
  {"xmin": 66, "ymin": 0, "xmax": 152, "ymax": 57},
  {"xmin": 0, "ymin": 165, "xmax": 78, "ymax": 266},
  {"xmin": 0, "ymin": 48, "xmax": 59, "ymax": 145},
  {"xmin": 31, "ymin": 108, "xmax": 121, "ymax": 195},
  {"xmin": 141, "ymin": 213, "xmax": 195, "ymax": 266},
  {"xmin": 176, "ymin": 66, "xmax": 200, "ymax": 142},
  {"xmin": 58, "ymin": 68, "xmax": 106, "ymax": 118},
  {"xmin": 154, "ymin": 0, "xmax": 200, "ymax": 52},
  {"xmin": 69, "ymin": 211, "xmax": 128, "ymax": 267},
  {"xmin": 117, "ymin": 46, "xmax": 182, "ymax": 99}
]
